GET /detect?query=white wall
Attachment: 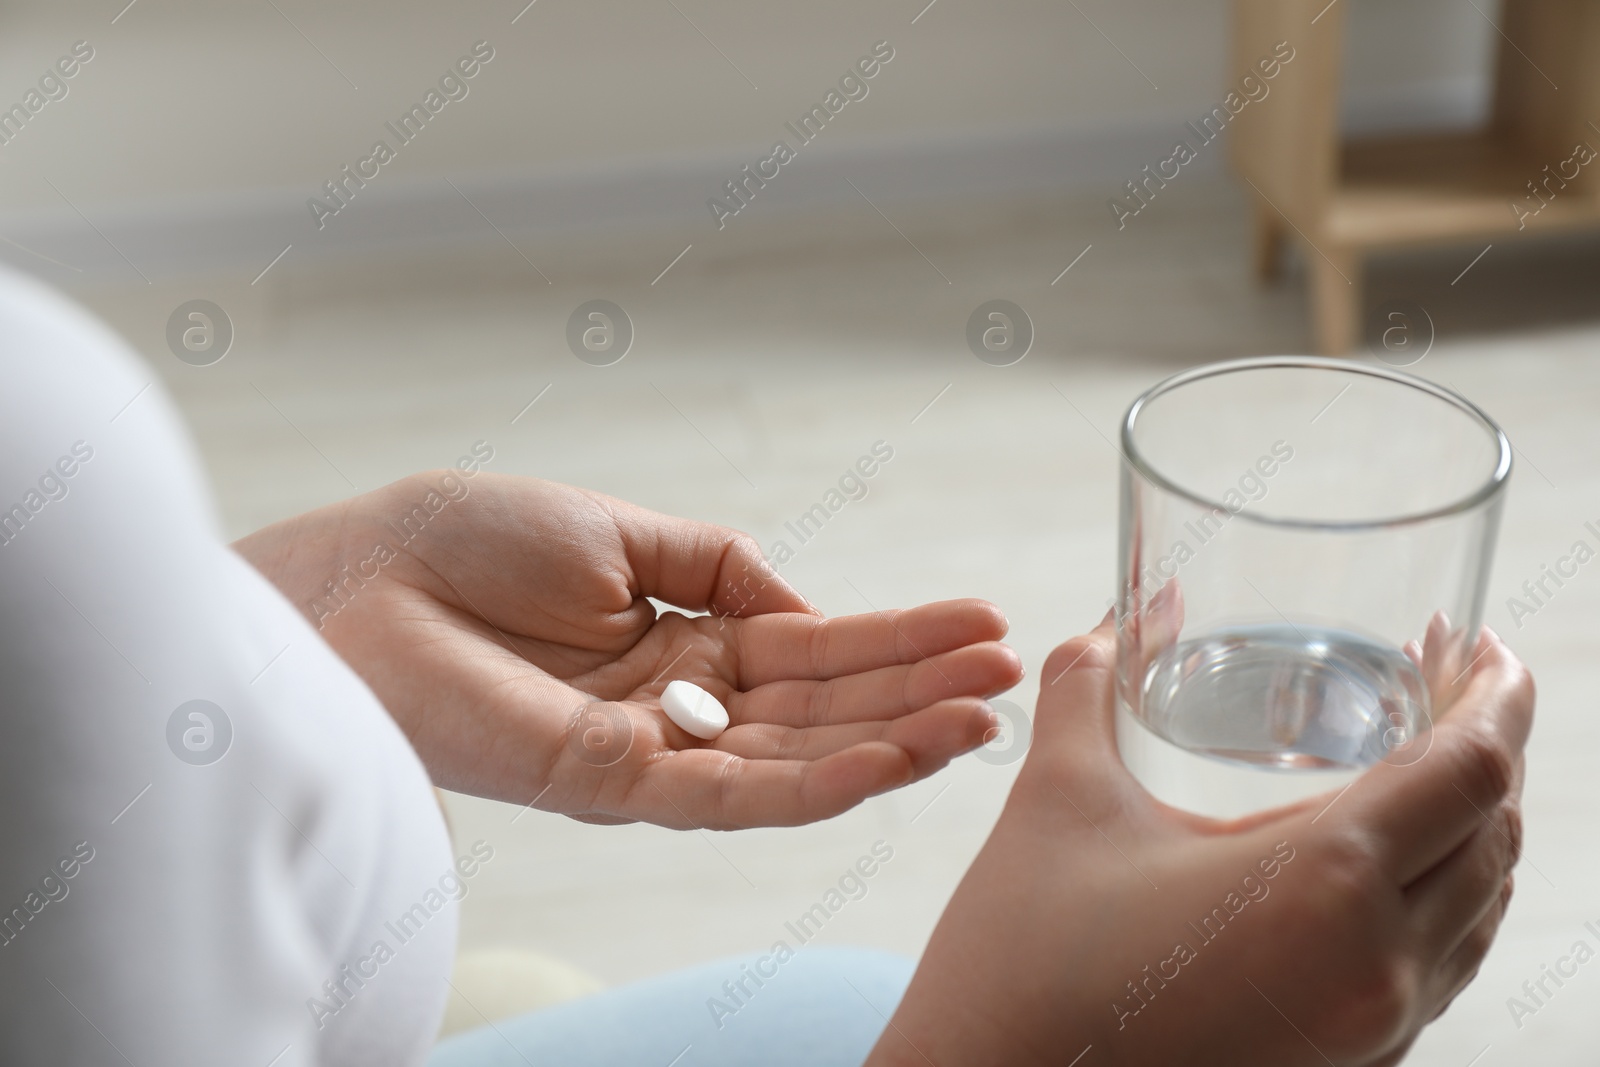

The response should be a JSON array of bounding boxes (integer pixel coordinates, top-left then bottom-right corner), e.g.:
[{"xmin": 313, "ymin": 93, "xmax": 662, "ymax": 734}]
[{"xmin": 0, "ymin": 0, "xmax": 1493, "ymax": 278}]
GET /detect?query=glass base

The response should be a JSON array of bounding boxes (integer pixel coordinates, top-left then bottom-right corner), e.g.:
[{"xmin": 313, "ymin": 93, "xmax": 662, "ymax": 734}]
[
  {"xmin": 1116, "ymin": 622, "xmax": 1427, "ymax": 818},
  {"xmin": 1116, "ymin": 701, "xmax": 1361, "ymax": 819}
]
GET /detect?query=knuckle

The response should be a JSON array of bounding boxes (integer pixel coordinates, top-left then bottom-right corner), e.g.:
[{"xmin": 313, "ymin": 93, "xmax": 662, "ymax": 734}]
[
  {"xmin": 1452, "ymin": 727, "xmax": 1516, "ymax": 805},
  {"xmin": 1289, "ymin": 847, "xmax": 1420, "ymax": 1045},
  {"xmin": 900, "ymin": 660, "xmax": 918, "ymax": 712},
  {"xmin": 1461, "ymin": 824, "xmax": 1507, "ymax": 894},
  {"xmin": 1305, "ymin": 945, "xmax": 1421, "ymax": 1053},
  {"xmin": 1303, "ymin": 832, "xmax": 1392, "ymax": 936},
  {"xmin": 807, "ymin": 616, "xmax": 831, "ymax": 679},
  {"xmin": 1339, "ymin": 955, "xmax": 1422, "ymax": 1049},
  {"xmin": 1467, "ymin": 912, "xmax": 1501, "ymax": 958},
  {"xmin": 708, "ymin": 753, "xmax": 746, "ymax": 830},
  {"xmin": 1509, "ymin": 660, "xmax": 1537, "ymax": 709},
  {"xmin": 1452, "ymin": 916, "xmax": 1503, "ymax": 990},
  {"xmin": 723, "ymin": 534, "xmax": 769, "ymax": 587},
  {"xmin": 1294, "ymin": 836, "xmax": 1394, "ymax": 954},
  {"xmin": 728, "ymin": 532, "xmax": 764, "ymax": 567},
  {"xmin": 1315, "ymin": 830, "xmax": 1385, "ymax": 894},
  {"xmin": 1502, "ymin": 801, "xmax": 1524, "ymax": 865},
  {"xmin": 774, "ymin": 727, "xmax": 807, "ymax": 761},
  {"xmin": 808, "ymin": 676, "xmax": 837, "ymax": 727}
]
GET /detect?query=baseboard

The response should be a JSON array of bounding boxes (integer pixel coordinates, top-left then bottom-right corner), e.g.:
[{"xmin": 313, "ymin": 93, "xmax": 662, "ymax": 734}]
[{"xmin": 0, "ymin": 82, "xmax": 1481, "ymax": 287}]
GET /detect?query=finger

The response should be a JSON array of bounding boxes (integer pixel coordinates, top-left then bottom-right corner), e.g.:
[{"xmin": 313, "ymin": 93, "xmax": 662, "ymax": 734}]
[
  {"xmin": 732, "ymin": 599, "xmax": 1011, "ymax": 688},
  {"xmin": 1343, "ymin": 629, "xmax": 1534, "ymax": 883},
  {"xmin": 598, "ymin": 492, "xmax": 816, "ymax": 617},
  {"xmin": 1421, "ymin": 611, "xmax": 1476, "ymax": 710},
  {"xmin": 733, "ymin": 641, "xmax": 1021, "ymax": 727},
  {"xmin": 1404, "ymin": 789, "xmax": 1520, "ymax": 958},
  {"xmin": 1419, "ymin": 610, "xmax": 1451, "ymax": 683},
  {"xmin": 634, "ymin": 742, "xmax": 916, "ymax": 829},
  {"xmin": 718, "ymin": 700, "xmax": 995, "ymax": 762},
  {"xmin": 1451, "ymin": 624, "xmax": 1494, "ymax": 697},
  {"xmin": 713, "ymin": 697, "xmax": 998, "ymax": 776},
  {"xmin": 1031, "ymin": 613, "xmax": 1118, "ymax": 759},
  {"xmin": 569, "ymin": 813, "xmax": 637, "ymax": 826},
  {"xmin": 1429, "ymin": 873, "xmax": 1513, "ymax": 1020},
  {"xmin": 1141, "ymin": 578, "xmax": 1186, "ymax": 656}
]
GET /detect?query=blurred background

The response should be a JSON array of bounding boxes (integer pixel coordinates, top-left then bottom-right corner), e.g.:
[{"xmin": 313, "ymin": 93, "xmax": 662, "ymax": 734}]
[{"xmin": 5, "ymin": 0, "xmax": 1599, "ymax": 1062}]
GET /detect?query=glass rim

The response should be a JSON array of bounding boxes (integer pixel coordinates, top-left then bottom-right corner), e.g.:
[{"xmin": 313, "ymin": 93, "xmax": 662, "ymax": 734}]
[{"xmin": 1120, "ymin": 356, "xmax": 1513, "ymax": 532}]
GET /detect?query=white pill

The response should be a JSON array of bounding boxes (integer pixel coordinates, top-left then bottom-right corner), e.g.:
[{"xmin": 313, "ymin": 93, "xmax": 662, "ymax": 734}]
[{"xmin": 660, "ymin": 680, "xmax": 729, "ymax": 740}]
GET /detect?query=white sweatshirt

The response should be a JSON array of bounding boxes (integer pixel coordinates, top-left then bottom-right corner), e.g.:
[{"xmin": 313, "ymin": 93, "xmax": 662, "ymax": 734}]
[{"xmin": 0, "ymin": 266, "xmax": 457, "ymax": 1066}]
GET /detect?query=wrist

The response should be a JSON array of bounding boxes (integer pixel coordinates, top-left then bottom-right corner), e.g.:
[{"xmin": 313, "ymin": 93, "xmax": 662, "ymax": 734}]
[
  {"xmin": 867, "ymin": 975, "xmax": 1108, "ymax": 1067},
  {"xmin": 233, "ymin": 475, "xmax": 430, "ymax": 629}
]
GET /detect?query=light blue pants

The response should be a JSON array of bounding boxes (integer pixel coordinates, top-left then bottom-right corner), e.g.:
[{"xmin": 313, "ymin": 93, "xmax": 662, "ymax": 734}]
[{"xmin": 429, "ymin": 947, "xmax": 913, "ymax": 1067}]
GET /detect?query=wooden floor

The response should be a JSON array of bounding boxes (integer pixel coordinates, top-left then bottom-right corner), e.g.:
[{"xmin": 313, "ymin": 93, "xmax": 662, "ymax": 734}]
[{"xmin": 69, "ymin": 176, "xmax": 1600, "ymax": 1066}]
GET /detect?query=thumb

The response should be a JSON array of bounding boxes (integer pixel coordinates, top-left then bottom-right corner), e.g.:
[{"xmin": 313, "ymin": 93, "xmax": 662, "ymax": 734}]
[
  {"xmin": 714, "ymin": 534, "xmax": 821, "ymax": 618},
  {"xmin": 1030, "ymin": 610, "xmax": 1120, "ymax": 769}
]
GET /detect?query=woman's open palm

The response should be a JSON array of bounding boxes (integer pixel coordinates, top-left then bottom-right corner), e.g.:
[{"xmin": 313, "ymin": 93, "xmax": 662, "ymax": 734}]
[{"xmin": 236, "ymin": 472, "xmax": 1023, "ymax": 829}]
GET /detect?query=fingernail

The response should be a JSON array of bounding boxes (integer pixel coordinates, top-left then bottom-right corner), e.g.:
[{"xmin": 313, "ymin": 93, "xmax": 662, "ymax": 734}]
[{"xmin": 978, "ymin": 701, "xmax": 1000, "ymax": 731}]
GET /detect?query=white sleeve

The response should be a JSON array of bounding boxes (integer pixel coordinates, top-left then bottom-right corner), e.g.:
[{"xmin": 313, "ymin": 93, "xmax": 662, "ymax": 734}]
[{"xmin": 0, "ymin": 267, "xmax": 458, "ymax": 1066}]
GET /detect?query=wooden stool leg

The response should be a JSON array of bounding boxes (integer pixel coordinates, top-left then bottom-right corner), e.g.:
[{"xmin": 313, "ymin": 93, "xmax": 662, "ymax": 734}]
[
  {"xmin": 1253, "ymin": 201, "xmax": 1286, "ymax": 281},
  {"xmin": 1308, "ymin": 246, "xmax": 1361, "ymax": 355}
]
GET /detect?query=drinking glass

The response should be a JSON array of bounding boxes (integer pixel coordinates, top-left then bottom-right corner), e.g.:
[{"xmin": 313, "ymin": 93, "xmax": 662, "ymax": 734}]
[{"xmin": 1114, "ymin": 357, "xmax": 1511, "ymax": 817}]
